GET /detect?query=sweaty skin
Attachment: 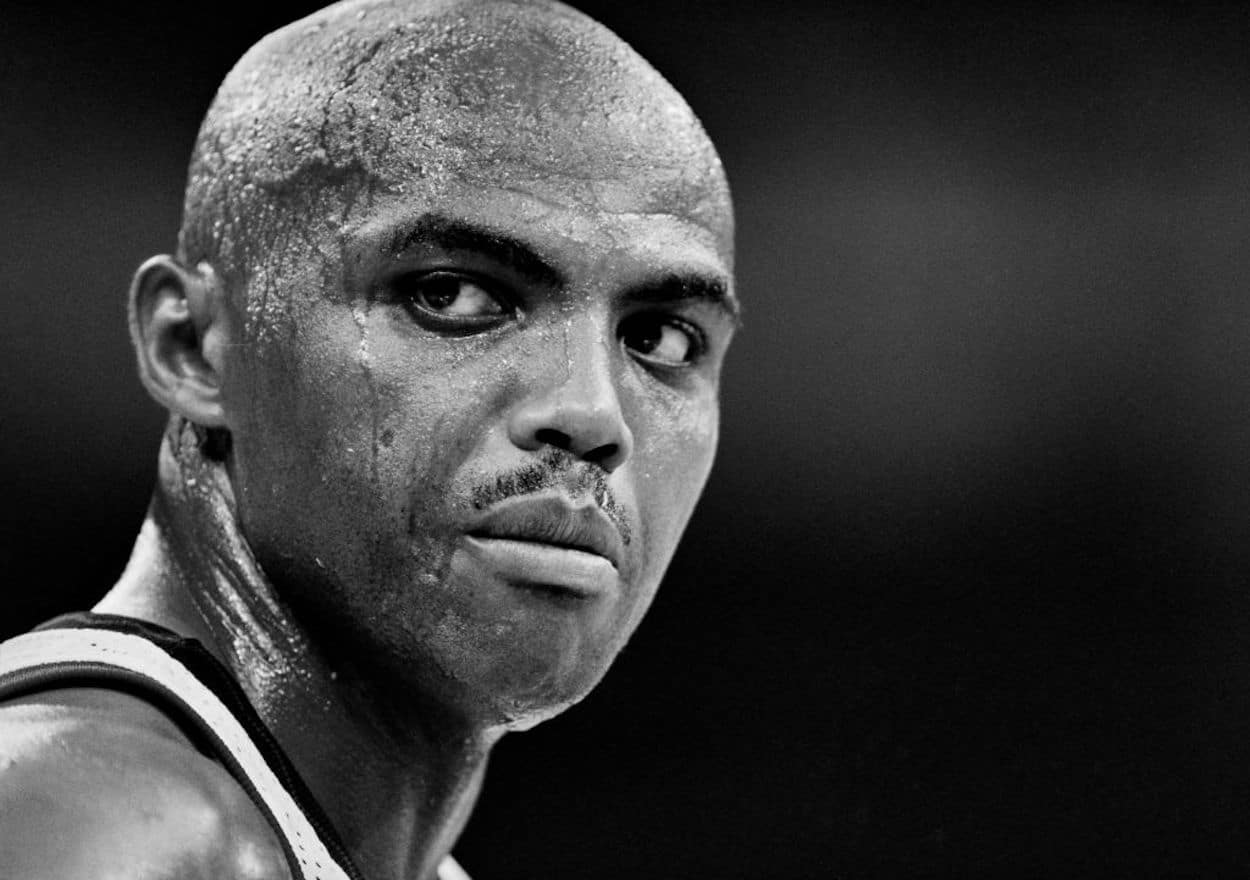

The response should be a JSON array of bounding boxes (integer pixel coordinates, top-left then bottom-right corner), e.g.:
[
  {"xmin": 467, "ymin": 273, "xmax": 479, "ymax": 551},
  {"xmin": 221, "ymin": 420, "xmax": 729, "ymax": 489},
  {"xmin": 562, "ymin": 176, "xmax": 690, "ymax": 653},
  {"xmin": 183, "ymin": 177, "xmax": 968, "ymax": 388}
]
[{"xmin": 0, "ymin": 2, "xmax": 735, "ymax": 878}]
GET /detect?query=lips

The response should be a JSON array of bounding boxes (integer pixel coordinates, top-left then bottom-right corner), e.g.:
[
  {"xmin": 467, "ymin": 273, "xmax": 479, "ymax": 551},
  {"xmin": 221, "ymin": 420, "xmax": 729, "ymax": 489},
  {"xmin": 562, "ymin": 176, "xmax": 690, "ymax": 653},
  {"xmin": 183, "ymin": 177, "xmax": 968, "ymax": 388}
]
[{"xmin": 466, "ymin": 494, "xmax": 626, "ymax": 571}]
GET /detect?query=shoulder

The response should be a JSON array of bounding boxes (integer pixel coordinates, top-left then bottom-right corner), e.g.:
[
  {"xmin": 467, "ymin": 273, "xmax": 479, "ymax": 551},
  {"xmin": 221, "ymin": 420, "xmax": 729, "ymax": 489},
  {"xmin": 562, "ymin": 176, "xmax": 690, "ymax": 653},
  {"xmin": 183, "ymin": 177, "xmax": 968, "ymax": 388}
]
[{"xmin": 0, "ymin": 687, "xmax": 292, "ymax": 880}]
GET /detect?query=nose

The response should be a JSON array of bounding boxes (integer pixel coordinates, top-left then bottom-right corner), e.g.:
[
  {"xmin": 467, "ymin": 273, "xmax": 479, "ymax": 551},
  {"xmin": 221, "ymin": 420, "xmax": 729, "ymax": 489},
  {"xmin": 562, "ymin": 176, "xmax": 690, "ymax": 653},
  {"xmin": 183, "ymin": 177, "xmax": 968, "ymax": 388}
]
[{"xmin": 507, "ymin": 322, "xmax": 634, "ymax": 472}]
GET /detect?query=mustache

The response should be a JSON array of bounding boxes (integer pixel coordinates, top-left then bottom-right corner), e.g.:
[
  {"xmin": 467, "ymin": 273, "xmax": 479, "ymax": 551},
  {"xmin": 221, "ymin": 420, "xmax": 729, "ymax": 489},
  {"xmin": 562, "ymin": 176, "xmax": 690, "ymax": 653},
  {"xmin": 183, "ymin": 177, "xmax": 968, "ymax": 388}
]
[{"xmin": 468, "ymin": 448, "xmax": 633, "ymax": 546}]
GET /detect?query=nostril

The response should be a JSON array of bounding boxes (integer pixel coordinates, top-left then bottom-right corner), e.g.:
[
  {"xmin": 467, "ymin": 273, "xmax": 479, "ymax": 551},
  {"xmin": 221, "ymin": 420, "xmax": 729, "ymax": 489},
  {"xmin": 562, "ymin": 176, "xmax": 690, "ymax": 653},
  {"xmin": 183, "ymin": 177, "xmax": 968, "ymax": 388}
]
[
  {"xmin": 532, "ymin": 428, "xmax": 619, "ymax": 469},
  {"xmin": 534, "ymin": 428, "xmax": 572, "ymax": 451},
  {"xmin": 584, "ymin": 443, "xmax": 619, "ymax": 467}
]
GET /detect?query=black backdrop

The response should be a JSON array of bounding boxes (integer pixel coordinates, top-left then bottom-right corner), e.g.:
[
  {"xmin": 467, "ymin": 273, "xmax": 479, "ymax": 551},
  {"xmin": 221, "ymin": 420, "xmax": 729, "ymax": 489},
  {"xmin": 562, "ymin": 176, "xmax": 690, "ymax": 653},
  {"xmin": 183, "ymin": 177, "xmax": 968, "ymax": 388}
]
[{"xmin": 4, "ymin": 1, "xmax": 1250, "ymax": 876}]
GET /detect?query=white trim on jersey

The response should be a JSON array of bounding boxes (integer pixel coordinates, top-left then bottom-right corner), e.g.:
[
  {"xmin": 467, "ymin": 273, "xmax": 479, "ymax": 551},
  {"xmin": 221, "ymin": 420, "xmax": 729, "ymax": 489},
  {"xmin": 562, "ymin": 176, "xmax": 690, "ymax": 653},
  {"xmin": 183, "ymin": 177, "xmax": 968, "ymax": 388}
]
[{"xmin": 0, "ymin": 628, "xmax": 471, "ymax": 880}]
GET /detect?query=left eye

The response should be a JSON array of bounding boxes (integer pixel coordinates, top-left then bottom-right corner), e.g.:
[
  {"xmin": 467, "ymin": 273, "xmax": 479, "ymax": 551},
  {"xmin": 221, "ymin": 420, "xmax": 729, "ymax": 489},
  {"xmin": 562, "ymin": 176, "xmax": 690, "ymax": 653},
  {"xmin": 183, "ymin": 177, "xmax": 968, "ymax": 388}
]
[
  {"xmin": 395, "ymin": 272, "xmax": 508, "ymax": 322},
  {"xmin": 620, "ymin": 314, "xmax": 701, "ymax": 366}
]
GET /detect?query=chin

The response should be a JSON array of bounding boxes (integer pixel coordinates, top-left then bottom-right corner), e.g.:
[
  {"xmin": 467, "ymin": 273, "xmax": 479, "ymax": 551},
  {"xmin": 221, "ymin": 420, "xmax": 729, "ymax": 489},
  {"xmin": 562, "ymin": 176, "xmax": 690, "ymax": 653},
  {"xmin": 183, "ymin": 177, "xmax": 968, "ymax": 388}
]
[
  {"xmin": 472, "ymin": 644, "xmax": 619, "ymax": 732},
  {"xmin": 494, "ymin": 696, "xmax": 582, "ymax": 733},
  {"xmin": 411, "ymin": 563, "xmax": 647, "ymax": 731},
  {"xmin": 488, "ymin": 673, "xmax": 610, "ymax": 731}
]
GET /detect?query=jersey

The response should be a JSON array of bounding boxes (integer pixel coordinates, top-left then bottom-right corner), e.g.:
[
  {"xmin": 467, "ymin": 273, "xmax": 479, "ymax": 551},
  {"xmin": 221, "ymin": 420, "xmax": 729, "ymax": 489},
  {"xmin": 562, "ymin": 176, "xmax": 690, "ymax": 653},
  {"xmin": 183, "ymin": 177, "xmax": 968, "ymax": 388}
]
[{"xmin": 0, "ymin": 613, "xmax": 471, "ymax": 880}]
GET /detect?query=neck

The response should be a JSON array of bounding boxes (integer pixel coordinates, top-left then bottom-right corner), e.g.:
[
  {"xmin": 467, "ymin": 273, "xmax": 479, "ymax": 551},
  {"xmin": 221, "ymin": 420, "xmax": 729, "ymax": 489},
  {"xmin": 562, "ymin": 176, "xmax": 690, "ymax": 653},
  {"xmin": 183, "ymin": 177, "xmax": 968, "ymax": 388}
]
[{"xmin": 97, "ymin": 420, "xmax": 490, "ymax": 880}]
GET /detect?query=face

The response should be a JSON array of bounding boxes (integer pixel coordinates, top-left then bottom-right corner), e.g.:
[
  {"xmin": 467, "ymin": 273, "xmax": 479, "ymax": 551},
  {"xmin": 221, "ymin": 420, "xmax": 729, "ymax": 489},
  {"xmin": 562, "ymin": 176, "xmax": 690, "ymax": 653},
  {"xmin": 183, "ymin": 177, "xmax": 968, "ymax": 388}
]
[{"xmin": 209, "ymin": 12, "xmax": 736, "ymax": 730}]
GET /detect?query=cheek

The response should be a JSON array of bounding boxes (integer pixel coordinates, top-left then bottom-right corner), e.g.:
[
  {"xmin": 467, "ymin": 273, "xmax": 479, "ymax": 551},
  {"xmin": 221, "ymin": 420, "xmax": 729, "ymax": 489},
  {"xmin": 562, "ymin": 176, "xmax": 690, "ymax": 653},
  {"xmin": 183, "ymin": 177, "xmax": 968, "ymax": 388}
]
[
  {"xmin": 227, "ymin": 305, "xmax": 495, "ymax": 587},
  {"xmin": 627, "ymin": 374, "xmax": 720, "ymax": 567}
]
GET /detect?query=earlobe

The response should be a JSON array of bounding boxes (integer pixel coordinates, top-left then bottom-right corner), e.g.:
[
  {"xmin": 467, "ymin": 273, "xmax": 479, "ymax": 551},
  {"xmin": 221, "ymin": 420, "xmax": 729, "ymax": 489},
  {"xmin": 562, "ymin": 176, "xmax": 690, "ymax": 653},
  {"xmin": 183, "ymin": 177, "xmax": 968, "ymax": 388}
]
[{"xmin": 129, "ymin": 255, "xmax": 229, "ymax": 428}]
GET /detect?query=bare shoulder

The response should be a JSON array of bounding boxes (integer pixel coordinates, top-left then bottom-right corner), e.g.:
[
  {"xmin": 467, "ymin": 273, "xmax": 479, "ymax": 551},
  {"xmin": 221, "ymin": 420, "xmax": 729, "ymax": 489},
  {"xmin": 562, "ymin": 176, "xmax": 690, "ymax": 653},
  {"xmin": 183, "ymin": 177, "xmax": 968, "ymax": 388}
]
[{"xmin": 0, "ymin": 687, "xmax": 292, "ymax": 880}]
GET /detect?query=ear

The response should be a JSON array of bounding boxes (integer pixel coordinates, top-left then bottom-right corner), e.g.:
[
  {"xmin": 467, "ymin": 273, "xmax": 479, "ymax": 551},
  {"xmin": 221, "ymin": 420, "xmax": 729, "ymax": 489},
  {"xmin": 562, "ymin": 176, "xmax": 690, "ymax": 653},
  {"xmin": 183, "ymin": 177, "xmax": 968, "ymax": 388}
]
[{"xmin": 128, "ymin": 256, "xmax": 230, "ymax": 427}]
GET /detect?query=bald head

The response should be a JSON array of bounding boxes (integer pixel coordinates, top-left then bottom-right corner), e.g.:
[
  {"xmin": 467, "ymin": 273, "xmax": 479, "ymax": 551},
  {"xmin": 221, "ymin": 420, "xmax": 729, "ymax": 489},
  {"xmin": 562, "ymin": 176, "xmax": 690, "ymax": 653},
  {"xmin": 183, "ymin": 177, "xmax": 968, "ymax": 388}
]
[{"xmin": 179, "ymin": 0, "xmax": 731, "ymax": 333}]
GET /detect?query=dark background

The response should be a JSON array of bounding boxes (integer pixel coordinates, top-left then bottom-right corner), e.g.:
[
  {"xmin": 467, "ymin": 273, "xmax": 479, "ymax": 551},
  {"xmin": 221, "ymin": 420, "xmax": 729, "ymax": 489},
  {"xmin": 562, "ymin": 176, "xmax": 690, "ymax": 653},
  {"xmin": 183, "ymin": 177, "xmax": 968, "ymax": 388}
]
[{"xmin": 4, "ymin": 1, "xmax": 1250, "ymax": 876}]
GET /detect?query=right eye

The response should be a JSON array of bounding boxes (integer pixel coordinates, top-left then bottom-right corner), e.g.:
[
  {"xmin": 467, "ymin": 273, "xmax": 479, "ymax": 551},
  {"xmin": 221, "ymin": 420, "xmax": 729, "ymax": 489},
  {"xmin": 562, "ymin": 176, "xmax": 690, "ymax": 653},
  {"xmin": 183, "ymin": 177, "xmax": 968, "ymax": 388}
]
[{"xmin": 393, "ymin": 272, "xmax": 512, "ymax": 329}]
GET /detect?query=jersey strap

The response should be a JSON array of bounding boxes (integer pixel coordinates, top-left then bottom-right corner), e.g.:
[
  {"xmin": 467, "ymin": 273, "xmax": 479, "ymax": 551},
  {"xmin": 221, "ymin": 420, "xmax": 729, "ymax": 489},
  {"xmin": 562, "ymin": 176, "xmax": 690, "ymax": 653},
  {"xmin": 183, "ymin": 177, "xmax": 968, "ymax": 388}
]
[{"xmin": 0, "ymin": 626, "xmax": 471, "ymax": 880}]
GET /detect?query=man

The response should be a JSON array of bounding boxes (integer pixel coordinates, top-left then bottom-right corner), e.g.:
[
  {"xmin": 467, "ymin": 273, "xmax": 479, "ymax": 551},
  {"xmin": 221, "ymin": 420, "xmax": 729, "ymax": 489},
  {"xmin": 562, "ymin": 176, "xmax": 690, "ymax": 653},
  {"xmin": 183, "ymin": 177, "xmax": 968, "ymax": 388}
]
[{"xmin": 0, "ymin": 0, "xmax": 736, "ymax": 877}]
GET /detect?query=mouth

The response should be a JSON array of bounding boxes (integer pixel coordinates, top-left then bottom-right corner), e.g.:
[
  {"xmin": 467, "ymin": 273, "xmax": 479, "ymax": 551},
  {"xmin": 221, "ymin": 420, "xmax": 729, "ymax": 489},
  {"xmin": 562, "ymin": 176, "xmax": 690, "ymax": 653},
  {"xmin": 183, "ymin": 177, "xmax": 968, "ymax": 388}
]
[{"xmin": 462, "ymin": 494, "xmax": 627, "ymax": 599}]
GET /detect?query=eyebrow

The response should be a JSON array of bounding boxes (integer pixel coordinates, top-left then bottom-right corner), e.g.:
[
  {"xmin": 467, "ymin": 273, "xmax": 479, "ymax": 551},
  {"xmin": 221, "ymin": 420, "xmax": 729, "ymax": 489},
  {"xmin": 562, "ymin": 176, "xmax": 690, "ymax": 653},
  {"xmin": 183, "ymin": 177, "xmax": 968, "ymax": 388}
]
[
  {"xmin": 625, "ymin": 273, "xmax": 742, "ymax": 326},
  {"xmin": 384, "ymin": 211, "xmax": 739, "ymax": 323},
  {"xmin": 385, "ymin": 212, "xmax": 567, "ymax": 289}
]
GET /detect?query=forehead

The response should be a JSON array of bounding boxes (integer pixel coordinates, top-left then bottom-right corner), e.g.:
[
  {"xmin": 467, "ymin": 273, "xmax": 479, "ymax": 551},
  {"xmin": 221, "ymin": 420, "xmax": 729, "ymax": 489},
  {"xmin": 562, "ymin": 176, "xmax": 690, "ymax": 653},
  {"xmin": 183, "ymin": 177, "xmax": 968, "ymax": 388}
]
[
  {"xmin": 210, "ymin": 0, "xmax": 733, "ymax": 259},
  {"xmin": 368, "ymin": 7, "xmax": 721, "ymax": 191}
]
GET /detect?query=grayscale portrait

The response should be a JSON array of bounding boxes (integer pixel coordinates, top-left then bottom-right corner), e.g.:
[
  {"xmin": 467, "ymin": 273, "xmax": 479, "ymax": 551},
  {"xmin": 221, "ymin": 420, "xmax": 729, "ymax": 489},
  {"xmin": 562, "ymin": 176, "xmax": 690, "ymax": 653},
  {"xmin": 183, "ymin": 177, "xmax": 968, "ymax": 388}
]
[
  {"xmin": 1, "ymin": 1, "xmax": 740, "ymax": 876},
  {"xmin": 4, "ymin": 1, "xmax": 1244, "ymax": 877}
]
